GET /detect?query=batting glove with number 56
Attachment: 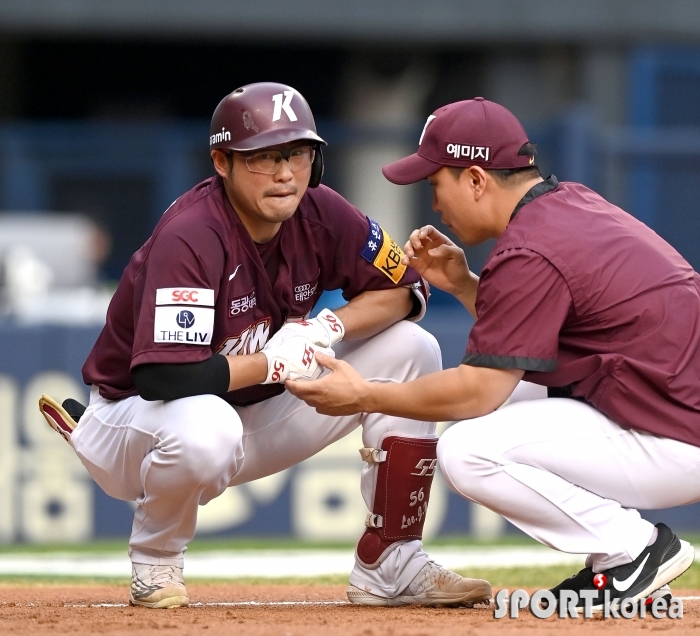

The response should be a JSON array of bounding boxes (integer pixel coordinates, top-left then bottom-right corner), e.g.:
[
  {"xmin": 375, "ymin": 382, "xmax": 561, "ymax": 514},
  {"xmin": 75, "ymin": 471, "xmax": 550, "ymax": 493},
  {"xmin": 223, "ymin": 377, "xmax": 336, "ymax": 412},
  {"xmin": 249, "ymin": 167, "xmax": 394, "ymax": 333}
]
[
  {"xmin": 266, "ymin": 308, "xmax": 345, "ymax": 350},
  {"xmin": 261, "ymin": 335, "xmax": 335, "ymax": 384}
]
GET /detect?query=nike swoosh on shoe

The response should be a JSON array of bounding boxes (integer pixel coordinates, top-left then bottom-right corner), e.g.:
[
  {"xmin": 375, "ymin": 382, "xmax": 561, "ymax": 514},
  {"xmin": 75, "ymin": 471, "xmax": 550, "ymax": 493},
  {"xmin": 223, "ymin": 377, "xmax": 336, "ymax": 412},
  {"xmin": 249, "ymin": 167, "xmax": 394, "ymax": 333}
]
[{"xmin": 613, "ymin": 554, "xmax": 650, "ymax": 591}]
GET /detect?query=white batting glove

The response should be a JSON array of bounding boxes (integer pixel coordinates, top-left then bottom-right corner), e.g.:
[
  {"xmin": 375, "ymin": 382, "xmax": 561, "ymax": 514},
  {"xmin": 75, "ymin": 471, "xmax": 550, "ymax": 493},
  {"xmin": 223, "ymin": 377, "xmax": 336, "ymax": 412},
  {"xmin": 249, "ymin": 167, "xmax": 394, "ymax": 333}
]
[
  {"xmin": 261, "ymin": 335, "xmax": 335, "ymax": 384},
  {"xmin": 266, "ymin": 308, "xmax": 345, "ymax": 349}
]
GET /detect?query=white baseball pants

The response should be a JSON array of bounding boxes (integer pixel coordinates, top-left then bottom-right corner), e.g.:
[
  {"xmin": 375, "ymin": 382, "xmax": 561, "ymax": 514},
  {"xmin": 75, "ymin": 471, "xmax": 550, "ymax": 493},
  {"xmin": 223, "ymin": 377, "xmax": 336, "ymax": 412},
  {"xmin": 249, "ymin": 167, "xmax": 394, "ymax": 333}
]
[
  {"xmin": 437, "ymin": 383, "xmax": 700, "ymax": 572},
  {"xmin": 71, "ymin": 321, "xmax": 441, "ymax": 598}
]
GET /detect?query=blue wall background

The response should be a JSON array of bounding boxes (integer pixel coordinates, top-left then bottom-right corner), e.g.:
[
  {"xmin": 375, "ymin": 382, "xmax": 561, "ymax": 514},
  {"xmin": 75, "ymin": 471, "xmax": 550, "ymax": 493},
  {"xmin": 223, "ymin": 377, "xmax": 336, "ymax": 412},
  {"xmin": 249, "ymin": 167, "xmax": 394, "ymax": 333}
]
[{"xmin": 4, "ymin": 46, "xmax": 700, "ymax": 542}]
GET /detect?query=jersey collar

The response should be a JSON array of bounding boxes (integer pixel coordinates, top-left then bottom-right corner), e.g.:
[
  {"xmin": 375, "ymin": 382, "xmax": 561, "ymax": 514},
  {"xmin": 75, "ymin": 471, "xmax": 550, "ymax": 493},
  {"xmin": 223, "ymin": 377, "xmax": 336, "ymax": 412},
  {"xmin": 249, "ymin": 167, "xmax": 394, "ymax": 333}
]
[{"xmin": 509, "ymin": 174, "xmax": 559, "ymax": 221}]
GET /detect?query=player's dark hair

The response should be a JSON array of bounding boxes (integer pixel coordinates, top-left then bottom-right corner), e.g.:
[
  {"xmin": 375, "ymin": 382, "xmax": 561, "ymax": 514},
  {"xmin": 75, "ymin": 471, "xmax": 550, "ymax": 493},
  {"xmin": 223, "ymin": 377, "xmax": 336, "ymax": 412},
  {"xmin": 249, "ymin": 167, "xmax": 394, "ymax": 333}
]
[
  {"xmin": 223, "ymin": 151, "xmax": 235, "ymax": 179},
  {"xmin": 447, "ymin": 164, "xmax": 541, "ymax": 183},
  {"xmin": 490, "ymin": 143, "xmax": 540, "ymax": 186},
  {"xmin": 210, "ymin": 149, "xmax": 236, "ymax": 181},
  {"xmin": 488, "ymin": 166, "xmax": 542, "ymax": 186}
]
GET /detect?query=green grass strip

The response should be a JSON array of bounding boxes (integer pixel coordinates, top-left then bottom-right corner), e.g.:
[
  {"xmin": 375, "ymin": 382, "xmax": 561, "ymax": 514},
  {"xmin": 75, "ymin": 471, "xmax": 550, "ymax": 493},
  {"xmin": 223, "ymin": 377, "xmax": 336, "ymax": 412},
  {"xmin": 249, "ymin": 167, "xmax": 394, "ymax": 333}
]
[
  {"xmin": 4, "ymin": 533, "xmax": 700, "ymax": 554},
  {"xmin": 0, "ymin": 533, "xmax": 551, "ymax": 555},
  {"xmin": 1, "ymin": 562, "xmax": 698, "ymax": 590}
]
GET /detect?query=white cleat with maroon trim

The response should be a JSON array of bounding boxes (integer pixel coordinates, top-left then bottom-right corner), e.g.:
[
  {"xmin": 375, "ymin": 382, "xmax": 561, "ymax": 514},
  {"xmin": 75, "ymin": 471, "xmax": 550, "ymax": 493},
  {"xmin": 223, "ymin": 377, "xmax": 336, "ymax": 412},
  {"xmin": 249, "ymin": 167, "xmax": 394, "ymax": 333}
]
[
  {"xmin": 129, "ymin": 563, "xmax": 189, "ymax": 609},
  {"xmin": 347, "ymin": 561, "xmax": 492, "ymax": 607}
]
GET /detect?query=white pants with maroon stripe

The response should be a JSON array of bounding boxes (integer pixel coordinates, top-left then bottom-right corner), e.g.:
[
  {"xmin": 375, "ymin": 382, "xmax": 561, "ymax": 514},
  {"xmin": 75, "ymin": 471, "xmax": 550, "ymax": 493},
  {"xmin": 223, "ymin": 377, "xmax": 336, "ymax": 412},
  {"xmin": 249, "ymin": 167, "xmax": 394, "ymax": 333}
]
[
  {"xmin": 437, "ymin": 382, "xmax": 700, "ymax": 572},
  {"xmin": 71, "ymin": 320, "xmax": 440, "ymax": 598}
]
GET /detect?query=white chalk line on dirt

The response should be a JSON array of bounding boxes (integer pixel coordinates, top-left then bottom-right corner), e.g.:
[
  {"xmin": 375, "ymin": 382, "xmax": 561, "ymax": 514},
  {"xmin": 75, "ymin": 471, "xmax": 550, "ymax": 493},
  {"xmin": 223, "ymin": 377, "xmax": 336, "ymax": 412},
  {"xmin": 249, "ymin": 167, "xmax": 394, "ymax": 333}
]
[
  {"xmin": 65, "ymin": 601, "xmax": 351, "ymax": 608},
  {"xmin": 56, "ymin": 597, "xmax": 700, "ymax": 608}
]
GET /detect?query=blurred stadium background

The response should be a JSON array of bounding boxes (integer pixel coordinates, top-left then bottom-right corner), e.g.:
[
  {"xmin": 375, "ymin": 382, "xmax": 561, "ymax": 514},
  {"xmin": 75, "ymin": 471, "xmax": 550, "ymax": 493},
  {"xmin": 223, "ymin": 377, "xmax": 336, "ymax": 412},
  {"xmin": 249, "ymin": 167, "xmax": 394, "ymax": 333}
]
[{"xmin": 2, "ymin": 0, "xmax": 700, "ymax": 548}]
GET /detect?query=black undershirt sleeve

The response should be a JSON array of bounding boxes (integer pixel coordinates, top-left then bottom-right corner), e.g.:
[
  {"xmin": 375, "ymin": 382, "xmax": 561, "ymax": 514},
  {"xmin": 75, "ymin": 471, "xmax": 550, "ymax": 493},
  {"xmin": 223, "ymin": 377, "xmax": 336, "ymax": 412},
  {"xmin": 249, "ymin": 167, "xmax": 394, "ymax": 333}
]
[
  {"xmin": 132, "ymin": 356, "xmax": 231, "ymax": 402},
  {"xmin": 406, "ymin": 290, "xmax": 423, "ymax": 320}
]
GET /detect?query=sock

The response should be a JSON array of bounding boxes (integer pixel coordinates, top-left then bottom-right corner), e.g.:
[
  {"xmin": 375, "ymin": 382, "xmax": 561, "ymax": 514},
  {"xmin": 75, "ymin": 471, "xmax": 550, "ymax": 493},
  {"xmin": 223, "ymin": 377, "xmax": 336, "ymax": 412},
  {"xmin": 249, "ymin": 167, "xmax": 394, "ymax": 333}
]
[
  {"xmin": 647, "ymin": 527, "xmax": 658, "ymax": 547},
  {"xmin": 586, "ymin": 526, "xmax": 658, "ymax": 571}
]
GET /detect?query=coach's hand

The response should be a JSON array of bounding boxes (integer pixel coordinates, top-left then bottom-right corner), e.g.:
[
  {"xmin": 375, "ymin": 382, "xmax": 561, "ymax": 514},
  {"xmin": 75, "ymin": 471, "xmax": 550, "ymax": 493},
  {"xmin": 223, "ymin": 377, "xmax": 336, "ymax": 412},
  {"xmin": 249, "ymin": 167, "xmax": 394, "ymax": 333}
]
[
  {"xmin": 403, "ymin": 225, "xmax": 471, "ymax": 293},
  {"xmin": 403, "ymin": 225, "xmax": 479, "ymax": 317},
  {"xmin": 286, "ymin": 353, "xmax": 369, "ymax": 416}
]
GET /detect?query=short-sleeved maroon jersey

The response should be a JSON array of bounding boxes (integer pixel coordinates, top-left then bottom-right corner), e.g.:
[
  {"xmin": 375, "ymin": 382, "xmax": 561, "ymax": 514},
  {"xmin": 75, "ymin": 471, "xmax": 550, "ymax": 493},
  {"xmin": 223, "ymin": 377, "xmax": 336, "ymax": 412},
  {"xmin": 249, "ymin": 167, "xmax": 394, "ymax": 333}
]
[
  {"xmin": 83, "ymin": 176, "xmax": 422, "ymax": 406},
  {"xmin": 464, "ymin": 176, "xmax": 700, "ymax": 447}
]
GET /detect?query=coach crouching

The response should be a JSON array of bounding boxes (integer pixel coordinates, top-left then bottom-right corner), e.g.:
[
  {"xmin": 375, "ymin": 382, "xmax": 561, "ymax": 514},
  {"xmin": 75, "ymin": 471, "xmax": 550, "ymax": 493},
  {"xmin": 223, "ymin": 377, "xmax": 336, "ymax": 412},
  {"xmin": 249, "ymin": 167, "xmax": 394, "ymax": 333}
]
[{"xmin": 289, "ymin": 96, "xmax": 698, "ymax": 612}]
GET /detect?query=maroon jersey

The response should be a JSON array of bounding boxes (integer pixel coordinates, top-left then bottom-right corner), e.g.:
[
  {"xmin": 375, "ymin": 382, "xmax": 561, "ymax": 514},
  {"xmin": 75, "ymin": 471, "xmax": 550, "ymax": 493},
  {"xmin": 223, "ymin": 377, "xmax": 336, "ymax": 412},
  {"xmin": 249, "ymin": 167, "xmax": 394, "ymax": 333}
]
[
  {"xmin": 464, "ymin": 176, "xmax": 700, "ymax": 447},
  {"xmin": 83, "ymin": 176, "xmax": 421, "ymax": 406}
]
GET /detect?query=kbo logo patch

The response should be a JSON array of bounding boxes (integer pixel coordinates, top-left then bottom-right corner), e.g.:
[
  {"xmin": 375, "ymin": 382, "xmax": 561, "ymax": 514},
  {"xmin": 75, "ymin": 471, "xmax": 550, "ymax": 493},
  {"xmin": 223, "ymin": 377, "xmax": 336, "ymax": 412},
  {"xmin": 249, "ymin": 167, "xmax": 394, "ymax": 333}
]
[{"xmin": 360, "ymin": 218, "xmax": 407, "ymax": 284}]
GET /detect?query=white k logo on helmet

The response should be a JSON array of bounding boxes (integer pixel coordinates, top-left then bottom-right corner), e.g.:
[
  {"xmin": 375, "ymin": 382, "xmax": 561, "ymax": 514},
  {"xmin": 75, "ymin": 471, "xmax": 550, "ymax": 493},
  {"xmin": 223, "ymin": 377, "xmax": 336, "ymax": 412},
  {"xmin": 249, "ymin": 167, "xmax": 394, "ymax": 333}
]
[{"xmin": 271, "ymin": 91, "xmax": 298, "ymax": 122}]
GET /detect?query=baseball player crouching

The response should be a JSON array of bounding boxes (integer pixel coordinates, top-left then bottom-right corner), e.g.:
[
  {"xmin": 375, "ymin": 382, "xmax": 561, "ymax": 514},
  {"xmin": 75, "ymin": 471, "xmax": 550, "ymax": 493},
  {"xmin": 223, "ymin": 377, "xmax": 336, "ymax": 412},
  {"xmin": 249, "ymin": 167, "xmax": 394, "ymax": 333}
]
[
  {"xmin": 39, "ymin": 83, "xmax": 491, "ymax": 609},
  {"xmin": 288, "ymin": 97, "xmax": 698, "ymax": 612}
]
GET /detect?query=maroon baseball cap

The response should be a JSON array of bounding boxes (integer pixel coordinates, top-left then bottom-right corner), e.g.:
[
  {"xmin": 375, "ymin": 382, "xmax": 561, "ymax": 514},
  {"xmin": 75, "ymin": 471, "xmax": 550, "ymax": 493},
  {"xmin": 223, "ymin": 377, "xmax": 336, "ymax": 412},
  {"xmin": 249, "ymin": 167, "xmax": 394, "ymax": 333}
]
[{"xmin": 383, "ymin": 97, "xmax": 534, "ymax": 185}]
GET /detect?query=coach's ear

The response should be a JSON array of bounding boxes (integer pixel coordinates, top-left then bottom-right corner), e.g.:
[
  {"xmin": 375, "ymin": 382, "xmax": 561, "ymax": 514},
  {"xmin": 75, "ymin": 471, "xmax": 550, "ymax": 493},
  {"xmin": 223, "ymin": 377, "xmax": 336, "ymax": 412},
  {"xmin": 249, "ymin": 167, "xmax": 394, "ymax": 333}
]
[
  {"xmin": 211, "ymin": 149, "xmax": 232, "ymax": 179},
  {"xmin": 466, "ymin": 165, "xmax": 488, "ymax": 200}
]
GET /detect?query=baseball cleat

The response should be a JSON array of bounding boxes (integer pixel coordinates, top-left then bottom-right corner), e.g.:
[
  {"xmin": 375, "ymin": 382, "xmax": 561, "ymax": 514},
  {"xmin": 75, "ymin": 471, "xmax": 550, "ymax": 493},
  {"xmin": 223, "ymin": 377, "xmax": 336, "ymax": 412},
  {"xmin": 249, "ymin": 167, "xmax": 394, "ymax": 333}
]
[
  {"xmin": 548, "ymin": 523, "xmax": 693, "ymax": 612},
  {"xmin": 38, "ymin": 394, "xmax": 84, "ymax": 447},
  {"xmin": 347, "ymin": 561, "xmax": 492, "ymax": 607},
  {"xmin": 129, "ymin": 563, "xmax": 189, "ymax": 609}
]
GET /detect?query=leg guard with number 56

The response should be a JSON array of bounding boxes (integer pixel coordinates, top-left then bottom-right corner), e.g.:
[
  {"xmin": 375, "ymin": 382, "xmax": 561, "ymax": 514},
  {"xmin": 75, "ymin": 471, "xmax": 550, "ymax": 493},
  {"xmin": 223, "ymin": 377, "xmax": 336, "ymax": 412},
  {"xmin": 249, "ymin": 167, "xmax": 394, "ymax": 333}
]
[{"xmin": 357, "ymin": 435, "xmax": 438, "ymax": 569}]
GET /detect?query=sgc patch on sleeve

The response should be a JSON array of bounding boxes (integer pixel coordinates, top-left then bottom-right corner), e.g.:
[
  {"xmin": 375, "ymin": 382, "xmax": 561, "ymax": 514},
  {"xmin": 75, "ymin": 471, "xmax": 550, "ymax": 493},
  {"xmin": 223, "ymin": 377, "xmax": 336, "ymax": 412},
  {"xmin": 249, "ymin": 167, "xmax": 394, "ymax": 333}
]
[{"xmin": 360, "ymin": 218, "xmax": 407, "ymax": 284}]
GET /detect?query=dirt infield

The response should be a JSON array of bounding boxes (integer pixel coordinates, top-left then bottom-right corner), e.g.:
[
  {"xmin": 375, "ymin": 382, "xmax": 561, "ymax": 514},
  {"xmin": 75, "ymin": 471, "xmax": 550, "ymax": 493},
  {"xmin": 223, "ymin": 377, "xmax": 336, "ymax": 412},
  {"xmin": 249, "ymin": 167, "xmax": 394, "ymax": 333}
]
[{"xmin": 2, "ymin": 583, "xmax": 700, "ymax": 635}]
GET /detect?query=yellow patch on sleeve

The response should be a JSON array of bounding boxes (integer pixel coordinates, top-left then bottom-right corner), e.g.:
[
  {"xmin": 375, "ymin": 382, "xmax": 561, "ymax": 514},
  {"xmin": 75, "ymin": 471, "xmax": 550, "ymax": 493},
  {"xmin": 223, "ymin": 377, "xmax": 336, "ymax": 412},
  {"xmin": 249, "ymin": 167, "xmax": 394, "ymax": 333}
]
[{"xmin": 372, "ymin": 229, "xmax": 407, "ymax": 284}]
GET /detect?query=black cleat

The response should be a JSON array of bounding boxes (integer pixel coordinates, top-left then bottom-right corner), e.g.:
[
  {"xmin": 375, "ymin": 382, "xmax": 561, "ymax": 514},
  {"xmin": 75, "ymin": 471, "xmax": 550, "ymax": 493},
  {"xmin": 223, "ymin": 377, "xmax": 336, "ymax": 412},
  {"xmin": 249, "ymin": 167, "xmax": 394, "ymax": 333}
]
[{"xmin": 547, "ymin": 523, "xmax": 694, "ymax": 612}]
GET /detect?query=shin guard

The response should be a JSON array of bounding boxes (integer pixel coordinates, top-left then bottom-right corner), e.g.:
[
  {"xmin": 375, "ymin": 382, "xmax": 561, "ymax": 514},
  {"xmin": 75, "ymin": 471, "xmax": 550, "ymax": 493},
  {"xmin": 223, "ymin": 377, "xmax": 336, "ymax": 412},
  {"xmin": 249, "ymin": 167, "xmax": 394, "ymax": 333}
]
[{"xmin": 356, "ymin": 435, "xmax": 438, "ymax": 568}]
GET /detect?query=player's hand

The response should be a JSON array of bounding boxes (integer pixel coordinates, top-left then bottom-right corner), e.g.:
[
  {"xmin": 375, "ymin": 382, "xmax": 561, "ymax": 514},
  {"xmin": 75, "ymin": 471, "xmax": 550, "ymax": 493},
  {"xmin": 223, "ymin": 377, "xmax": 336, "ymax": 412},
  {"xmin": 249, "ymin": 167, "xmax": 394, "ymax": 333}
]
[
  {"xmin": 403, "ymin": 225, "xmax": 473, "ymax": 295},
  {"xmin": 261, "ymin": 335, "xmax": 335, "ymax": 384},
  {"xmin": 265, "ymin": 308, "xmax": 345, "ymax": 350},
  {"xmin": 285, "ymin": 353, "xmax": 369, "ymax": 416}
]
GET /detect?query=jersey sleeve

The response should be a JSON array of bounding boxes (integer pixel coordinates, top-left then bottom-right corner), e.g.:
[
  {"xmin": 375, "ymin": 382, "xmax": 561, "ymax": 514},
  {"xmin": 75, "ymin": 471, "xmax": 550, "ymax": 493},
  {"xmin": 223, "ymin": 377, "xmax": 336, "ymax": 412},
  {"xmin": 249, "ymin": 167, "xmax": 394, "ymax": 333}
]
[
  {"xmin": 130, "ymin": 217, "xmax": 225, "ymax": 369},
  {"xmin": 309, "ymin": 187, "xmax": 421, "ymax": 299},
  {"xmin": 463, "ymin": 248, "xmax": 572, "ymax": 371}
]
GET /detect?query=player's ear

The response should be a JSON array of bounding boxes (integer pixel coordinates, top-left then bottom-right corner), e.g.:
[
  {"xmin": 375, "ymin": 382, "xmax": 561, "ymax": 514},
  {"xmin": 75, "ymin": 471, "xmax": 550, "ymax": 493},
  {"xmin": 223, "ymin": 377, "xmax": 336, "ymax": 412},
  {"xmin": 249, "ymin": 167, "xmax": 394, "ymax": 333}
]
[{"xmin": 211, "ymin": 150, "xmax": 232, "ymax": 179}]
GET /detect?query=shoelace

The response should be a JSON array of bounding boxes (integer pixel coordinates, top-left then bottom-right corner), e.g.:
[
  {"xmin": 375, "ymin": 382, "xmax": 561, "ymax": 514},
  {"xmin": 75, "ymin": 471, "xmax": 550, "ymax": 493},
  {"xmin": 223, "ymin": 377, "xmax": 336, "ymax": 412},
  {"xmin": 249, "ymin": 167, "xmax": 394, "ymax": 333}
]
[
  {"xmin": 145, "ymin": 565, "xmax": 180, "ymax": 587},
  {"xmin": 409, "ymin": 562, "xmax": 449, "ymax": 593}
]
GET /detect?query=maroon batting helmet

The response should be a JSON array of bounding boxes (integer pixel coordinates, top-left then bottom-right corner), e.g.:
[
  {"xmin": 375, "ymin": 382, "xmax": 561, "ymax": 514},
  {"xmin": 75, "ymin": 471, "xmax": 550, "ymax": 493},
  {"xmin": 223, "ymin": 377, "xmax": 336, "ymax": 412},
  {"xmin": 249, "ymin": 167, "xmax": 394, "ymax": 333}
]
[{"xmin": 209, "ymin": 82, "xmax": 326, "ymax": 152}]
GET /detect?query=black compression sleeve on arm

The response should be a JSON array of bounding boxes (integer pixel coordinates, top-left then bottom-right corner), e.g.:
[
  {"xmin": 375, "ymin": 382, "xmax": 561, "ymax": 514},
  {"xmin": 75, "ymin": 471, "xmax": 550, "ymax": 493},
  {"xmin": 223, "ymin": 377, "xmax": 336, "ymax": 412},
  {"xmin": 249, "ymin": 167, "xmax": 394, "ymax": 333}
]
[
  {"xmin": 406, "ymin": 290, "xmax": 422, "ymax": 319},
  {"xmin": 132, "ymin": 356, "xmax": 231, "ymax": 401}
]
